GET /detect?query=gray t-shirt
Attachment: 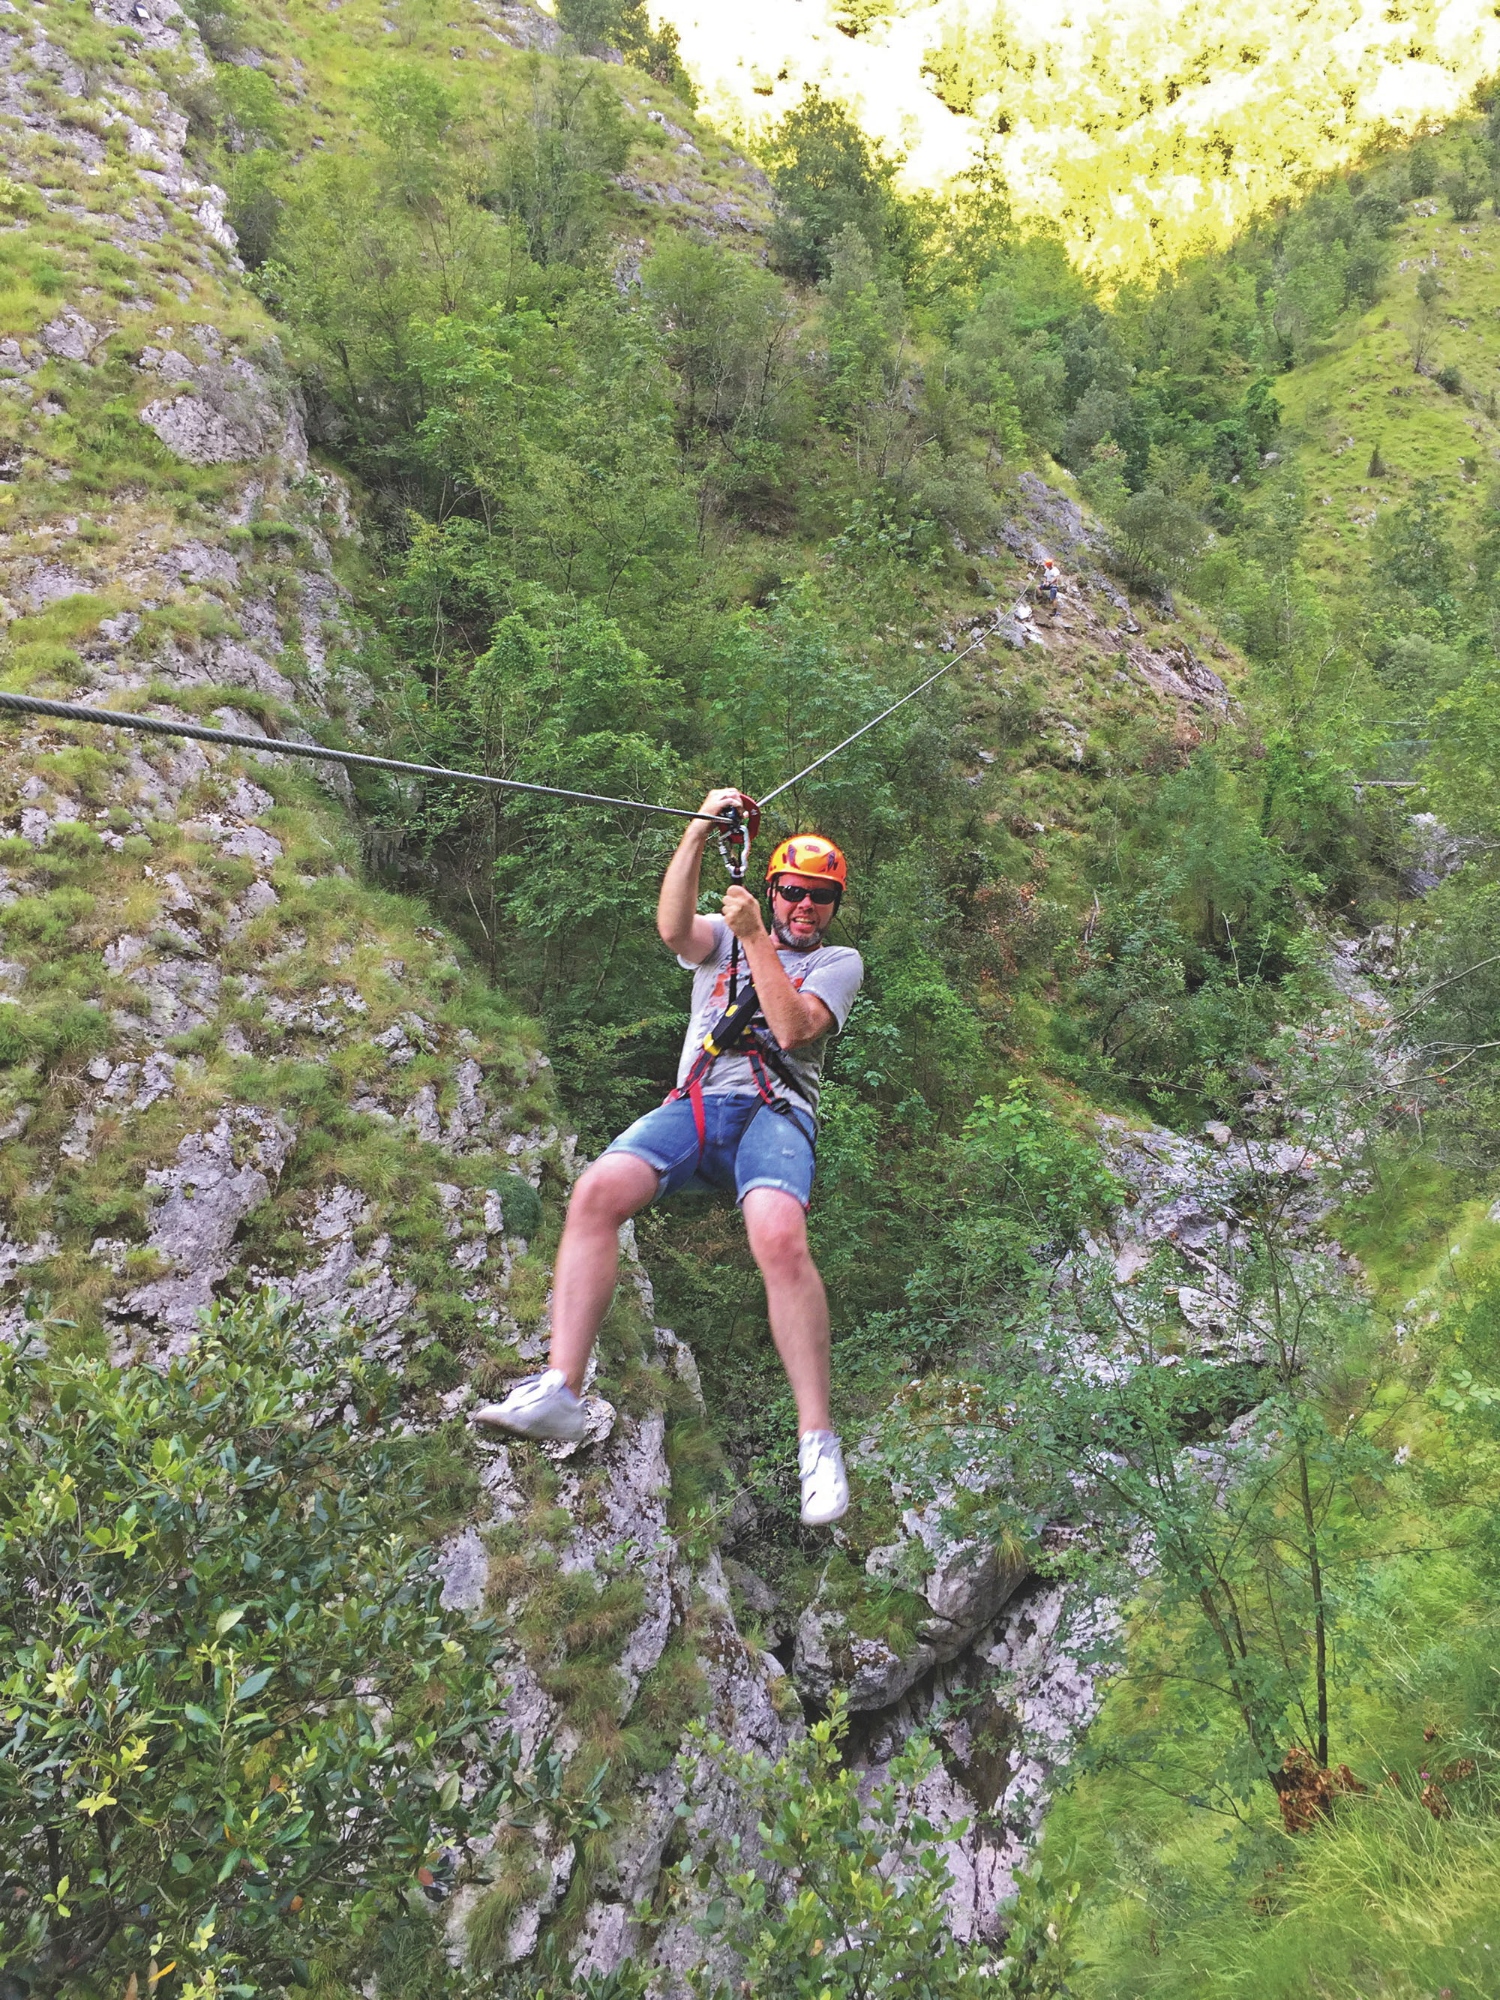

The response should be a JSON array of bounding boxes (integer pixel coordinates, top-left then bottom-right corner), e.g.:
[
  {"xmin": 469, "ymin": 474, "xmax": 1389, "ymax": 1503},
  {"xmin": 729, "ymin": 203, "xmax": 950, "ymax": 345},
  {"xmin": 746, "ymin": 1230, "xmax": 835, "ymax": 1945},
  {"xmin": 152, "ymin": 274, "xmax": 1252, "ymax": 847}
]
[{"xmin": 675, "ymin": 915, "xmax": 863, "ymax": 1116}]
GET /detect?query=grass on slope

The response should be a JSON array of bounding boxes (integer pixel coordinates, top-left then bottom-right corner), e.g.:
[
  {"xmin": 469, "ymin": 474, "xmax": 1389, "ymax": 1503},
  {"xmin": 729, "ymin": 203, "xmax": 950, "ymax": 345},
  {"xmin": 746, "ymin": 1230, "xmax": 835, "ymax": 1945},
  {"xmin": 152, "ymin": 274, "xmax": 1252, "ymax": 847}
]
[
  {"xmin": 187, "ymin": 0, "xmax": 771, "ymax": 249},
  {"xmin": 1276, "ymin": 137, "xmax": 1500, "ymax": 604},
  {"xmin": 1039, "ymin": 1160, "xmax": 1500, "ymax": 2000}
]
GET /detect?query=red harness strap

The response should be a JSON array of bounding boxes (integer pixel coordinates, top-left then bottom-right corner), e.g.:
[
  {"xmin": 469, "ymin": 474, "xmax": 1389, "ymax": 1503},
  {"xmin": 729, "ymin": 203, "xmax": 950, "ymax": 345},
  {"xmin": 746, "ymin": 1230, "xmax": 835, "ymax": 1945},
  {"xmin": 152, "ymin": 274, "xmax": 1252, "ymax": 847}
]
[
  {"xmin": 671, "ymin": 1050, "xmax": 713, "ymax": 1158},
  {"xmin": 668, "ymin": 1016, "xmax": 812, "ymax": 1160}
]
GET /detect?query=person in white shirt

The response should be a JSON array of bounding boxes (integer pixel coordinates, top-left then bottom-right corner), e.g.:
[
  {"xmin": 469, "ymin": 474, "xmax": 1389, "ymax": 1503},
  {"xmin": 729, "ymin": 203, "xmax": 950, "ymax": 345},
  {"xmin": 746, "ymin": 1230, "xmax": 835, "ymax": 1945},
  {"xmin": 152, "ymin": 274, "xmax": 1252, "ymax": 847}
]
[{"xmin": 473, "ymin": 788, "xmax": 863, "ymax": 1527}]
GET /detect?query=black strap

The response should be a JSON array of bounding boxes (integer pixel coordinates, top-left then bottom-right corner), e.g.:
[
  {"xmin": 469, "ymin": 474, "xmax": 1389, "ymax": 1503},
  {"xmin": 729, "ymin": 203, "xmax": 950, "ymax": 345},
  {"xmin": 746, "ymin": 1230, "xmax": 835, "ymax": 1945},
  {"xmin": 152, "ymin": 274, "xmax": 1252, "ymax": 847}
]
[
  {"xmin": 746, "ymin": 1039, "xmax": 818, "ymax": 1144},
  {"xmin": 682, "ymin": 978, "xmax": 817, "ymax": 1128}
]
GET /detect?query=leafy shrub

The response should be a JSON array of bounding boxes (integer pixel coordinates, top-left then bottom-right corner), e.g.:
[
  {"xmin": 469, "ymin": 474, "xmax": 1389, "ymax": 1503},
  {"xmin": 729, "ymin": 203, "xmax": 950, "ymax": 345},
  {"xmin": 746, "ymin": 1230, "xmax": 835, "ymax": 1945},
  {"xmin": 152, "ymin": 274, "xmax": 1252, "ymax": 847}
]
[
  {"xmin": 556, "ymin": 0, "xmax": 694, "ymax": 97},
  {"xmin": 183, "ymin": 0, "xmax": 246, "ymax": 60},
  {"xmin": 494, "ymin": 1171, "xmax": 543, "ymax": 1238},
  {"xmin": 1107, "ymin": 483, "xmax": 1208, "ymax": 589},
  {"xmin": 1408, "ymin": 142, "xmax": 1438, "ymax": 197},
  {"xmin": 1068, "ymin": 788, "xmax": 1305, "ymax": 1109},
  {"xmin": 1443, "ymin": 143, "xmax": 1488, "ymax": 221},
  {"xmin": 0, "ymin": 1294, "xmax": 517, "ymax": 1998},
  {"xmin": 673, "ymin": 1694, "xmax": 1061, "ymax": 1998}
]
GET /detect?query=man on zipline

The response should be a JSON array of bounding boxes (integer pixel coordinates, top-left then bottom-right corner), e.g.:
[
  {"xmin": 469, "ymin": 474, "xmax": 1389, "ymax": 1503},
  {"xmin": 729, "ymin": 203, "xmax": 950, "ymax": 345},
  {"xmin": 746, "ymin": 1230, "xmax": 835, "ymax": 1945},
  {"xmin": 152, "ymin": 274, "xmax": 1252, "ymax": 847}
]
[{"xmin": 473, "ymin": 787, "xmax": 862, "ymax": 1526}]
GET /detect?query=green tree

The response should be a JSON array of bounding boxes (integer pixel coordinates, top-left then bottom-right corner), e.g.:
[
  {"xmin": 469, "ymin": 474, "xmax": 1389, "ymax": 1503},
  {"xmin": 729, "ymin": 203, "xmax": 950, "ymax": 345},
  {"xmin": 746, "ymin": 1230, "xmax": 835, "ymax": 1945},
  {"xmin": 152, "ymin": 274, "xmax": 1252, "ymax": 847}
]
[
  {"xmin": 405, "ymin": 297, "xmax": 694, "ymax": 628},
  {"xmin": 373, "ymin": 598, "xmax": 689, "ymax": 1027},
  {"xmin": 270, "ymin": 76, "xmax": 542, "ymax": 451},
  {"xmin": 269, "ymin": 57, "xmax": 625, "ymax": 463},
  {"xmin": 892, "ymin": 1081, "xmax": 1122, "ymax": 1354},
  {"xmin": 1468, "ymin": 471, "xmax": 1500, "ymax": 606},
  {"xmin": 642, "ymin": 234, "xmax": 794, "ymax": 447},
  {"xmin": 761, "ymin": 86, "xmax": 911, "ymax": 283},
  {"xmin": 482, "ymin": 57, "xmax": 631, "ymax": 267},
  {"xmin": 1407, "ymin": 141, "xmax": 1438, "ymax": 197},
  {"xmin": 819, "ymin": 226, "xmax": 909, "ymax": 466},
  {"xmin": 1005, "ymin": 1231, "xmax": 1394, "ymax": 1809},
  {"xmin": 1105, "ymin": 482, "xmax": 1207, "ymax": 589},
  {"xmin": 1369, "ymin": 478, "xmax": 1460, "ymax": 634},
  {"xmin": 1444, "ymin": 141, "xmax": 1488, "ymax": 222},
  {"xmin": 0, "ymin": 1294, "xmax": 516, "ymax": 1999},
  {"xmin": 557, "ymin": 0, "xmax": 694, "ymax": 98}
]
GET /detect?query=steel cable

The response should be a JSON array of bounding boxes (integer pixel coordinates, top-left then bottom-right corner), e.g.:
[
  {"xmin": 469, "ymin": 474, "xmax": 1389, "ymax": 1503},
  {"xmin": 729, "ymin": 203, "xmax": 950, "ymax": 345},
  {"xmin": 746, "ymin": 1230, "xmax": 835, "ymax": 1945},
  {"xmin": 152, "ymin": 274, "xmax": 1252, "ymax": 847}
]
[
  {"xmin": 0, "ymin": 623, "xmax": 992, "ymax": 829},
  {"xmin": 756, "ymin": 628, "xmax": 992, "ymax": 807},
  {"xmin": 0, "ymin": 689, "xmax": 729, "ymax": 823}
]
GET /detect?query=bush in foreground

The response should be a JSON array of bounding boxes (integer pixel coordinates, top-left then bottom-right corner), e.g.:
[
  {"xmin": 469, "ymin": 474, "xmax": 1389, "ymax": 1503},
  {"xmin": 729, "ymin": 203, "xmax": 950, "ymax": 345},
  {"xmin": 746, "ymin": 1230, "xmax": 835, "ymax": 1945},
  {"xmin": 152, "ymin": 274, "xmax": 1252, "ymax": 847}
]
[{"xmin": 0, "ymin": 1294, "xmax": 515, "ymax": 1999}]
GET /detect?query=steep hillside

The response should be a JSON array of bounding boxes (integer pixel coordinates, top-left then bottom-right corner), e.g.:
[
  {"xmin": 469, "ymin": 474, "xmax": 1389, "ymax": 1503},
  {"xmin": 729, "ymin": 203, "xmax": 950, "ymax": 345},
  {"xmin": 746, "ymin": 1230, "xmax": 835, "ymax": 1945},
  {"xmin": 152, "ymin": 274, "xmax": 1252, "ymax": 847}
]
[
  {"xmin": 0, "ymin": 4, "xmax": 800, "ymax": 1987},
  {"xmin": 1273, "ymin": 159, "xmax": 1500, "ymax": 592},
  {"xmin": 15, "ymin": 0, "xmax": 1500, "ymax": 1994},
  {"xmin": 0, "ymin": 0, "xmax": 1283, "ymax": 1992}
]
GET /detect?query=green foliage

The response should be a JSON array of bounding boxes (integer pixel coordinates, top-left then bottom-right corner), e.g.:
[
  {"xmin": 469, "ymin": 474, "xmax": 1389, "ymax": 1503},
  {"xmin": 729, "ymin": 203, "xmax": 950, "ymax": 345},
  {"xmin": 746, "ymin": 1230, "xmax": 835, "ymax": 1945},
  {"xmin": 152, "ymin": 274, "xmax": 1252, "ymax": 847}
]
[
  {"xmin": 1369, "ymin": 477, "xmax": 1459, "ymax": 634},
  {"xmin": 182, "ymin": 0, "xmax": 246, "ymax": 61},
  {"xmin": 479, "ymin": 59, "xmax": 630, "ymax": 267},
  {"xmin": 216, "ymin": 64, "xmax": 286, "ymax": 152},
  {"xmin": 556, "ymin": 0, "xmax": 694, "ymax": 99},
  {"xmin": 265, "ymin": 59, "xmax": 625, "ymax": 455},
  {"xmin": 1007, "ymin": 1242, "xmax": 1393, "ymax": 1800},
  {"xmin": 1444, "ymin": 140, "xmax": 1489, "ymax": 222},
  {"xmin": 641, "ymin": 233, "xmax": 795, "ymax": 458},
  {"xmin": 1058, "ymin": 750, "xmax": 1322, "ymax": 1108},
  {"xmin": 1104, "ymin": 482, "xmax": 1208, "ymax": 591},
  {"xmin": 883, "ymin": 1082, "xmax": 1121, "ymax": 1356},
  {"xmin": 401, "ymin": 306, "xmax": 690, "ymax": 621},
  {"xmin": 1045, "ymin": 1251, "xmax": 1500, "ymax": 1998},
  {"xmin": 494, "ymin": 1171, "xmax": 544, "ymax": 1239},
  {"xmin": 0, "ymin": 1293, "xmax": 517, "ymax": 1998},
  {"xmin": 672, "ymin": 1694, "xmax": 1068, "ymax": 1998},
  {"xmin": 760, "ymin": 86, "xmax": 912, "ymax": 283}
]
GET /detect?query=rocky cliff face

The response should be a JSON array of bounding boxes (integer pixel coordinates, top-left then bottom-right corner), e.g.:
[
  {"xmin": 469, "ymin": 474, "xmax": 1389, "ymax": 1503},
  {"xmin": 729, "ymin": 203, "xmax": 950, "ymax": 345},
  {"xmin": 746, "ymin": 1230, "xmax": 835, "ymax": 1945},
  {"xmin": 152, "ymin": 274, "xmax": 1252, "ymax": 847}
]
[
  {"xmin": 0, "ymin": 2, "xmax": 803, "ymax": 1979},
  {"xmin": 0, "ymin": 0, "xmax": 1301, "ymax": 1980}
]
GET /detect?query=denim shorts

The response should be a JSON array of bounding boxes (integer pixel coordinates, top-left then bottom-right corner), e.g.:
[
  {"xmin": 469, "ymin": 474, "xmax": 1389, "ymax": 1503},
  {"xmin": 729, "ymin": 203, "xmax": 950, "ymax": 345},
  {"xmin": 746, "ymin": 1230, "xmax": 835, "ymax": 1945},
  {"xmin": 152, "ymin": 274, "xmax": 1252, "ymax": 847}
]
[{"xmin": 604, "ymin": 1091, "xmax": 816, "ymax": 1209}]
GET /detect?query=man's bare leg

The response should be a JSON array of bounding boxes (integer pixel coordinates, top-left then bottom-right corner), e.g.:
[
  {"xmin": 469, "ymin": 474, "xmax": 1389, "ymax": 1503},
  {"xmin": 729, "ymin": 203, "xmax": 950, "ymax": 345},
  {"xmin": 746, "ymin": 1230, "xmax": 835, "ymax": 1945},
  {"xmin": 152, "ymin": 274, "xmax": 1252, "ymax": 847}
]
[
  {"xmin": 742, "ymin": 1187, "xmax": 831, "ymax": 1435},
  {"xmin": 548, "ymin": 1151, "xmax": 660, "ymax": 1395}
]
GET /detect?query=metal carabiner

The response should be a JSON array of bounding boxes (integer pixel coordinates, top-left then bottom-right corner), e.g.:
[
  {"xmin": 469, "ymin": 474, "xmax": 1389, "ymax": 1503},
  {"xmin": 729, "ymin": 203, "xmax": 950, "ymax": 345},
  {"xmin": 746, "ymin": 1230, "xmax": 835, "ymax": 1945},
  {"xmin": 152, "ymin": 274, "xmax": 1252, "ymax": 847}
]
[
  {"xmin": 715, "ymin": 791, "xmax": 761, "ymax": 886},
  {"xmin": 714, "ymin": 792, "xmax": 760, "ymax": 1009}
]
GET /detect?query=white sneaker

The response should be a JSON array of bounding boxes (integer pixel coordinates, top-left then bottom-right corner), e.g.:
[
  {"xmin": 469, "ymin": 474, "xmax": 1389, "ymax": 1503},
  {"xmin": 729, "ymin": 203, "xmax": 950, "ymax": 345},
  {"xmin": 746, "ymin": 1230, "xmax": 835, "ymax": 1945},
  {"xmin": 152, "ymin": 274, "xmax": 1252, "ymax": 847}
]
[
  {"xmin": 799, "ymin": 1430, "xmax": 849, "ymax": 1526},
  {"xmin": 471, "ymin": 1368, "xmax": 587, "ymax": 1443}
]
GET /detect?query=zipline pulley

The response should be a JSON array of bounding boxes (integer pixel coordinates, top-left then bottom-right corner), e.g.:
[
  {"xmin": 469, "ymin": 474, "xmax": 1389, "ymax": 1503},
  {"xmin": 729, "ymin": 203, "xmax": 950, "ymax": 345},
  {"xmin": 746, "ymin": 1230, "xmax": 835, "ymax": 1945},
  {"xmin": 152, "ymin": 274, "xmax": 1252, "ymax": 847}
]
[
  {"xmin": 715, "ymin": 791, "xmax": 760, "ymax": 1009},
  {"xmin": 714, "ymin": 791, "xmax": 760, "ymax": 885}
]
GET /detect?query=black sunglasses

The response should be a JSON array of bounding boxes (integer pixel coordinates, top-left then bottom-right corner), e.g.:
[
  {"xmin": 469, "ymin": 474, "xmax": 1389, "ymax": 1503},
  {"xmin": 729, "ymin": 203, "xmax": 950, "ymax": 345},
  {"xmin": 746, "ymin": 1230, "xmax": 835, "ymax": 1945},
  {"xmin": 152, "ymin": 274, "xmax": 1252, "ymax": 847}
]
[{"xmin": 773, "ymin": 881, "xmax": 840, "ymax": 906}]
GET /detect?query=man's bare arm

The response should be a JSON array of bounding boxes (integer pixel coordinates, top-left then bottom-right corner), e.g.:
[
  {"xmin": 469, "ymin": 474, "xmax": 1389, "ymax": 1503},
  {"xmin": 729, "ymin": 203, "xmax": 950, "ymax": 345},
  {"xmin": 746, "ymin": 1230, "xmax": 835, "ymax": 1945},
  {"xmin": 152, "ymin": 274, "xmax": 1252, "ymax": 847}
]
[
  {"xmin": 657, "ymin": 786, "xmax": 742, "ymax": 963},
  {"xmin": 724, "ymin": 888, "xmax": 837, "ymax": 1049}
]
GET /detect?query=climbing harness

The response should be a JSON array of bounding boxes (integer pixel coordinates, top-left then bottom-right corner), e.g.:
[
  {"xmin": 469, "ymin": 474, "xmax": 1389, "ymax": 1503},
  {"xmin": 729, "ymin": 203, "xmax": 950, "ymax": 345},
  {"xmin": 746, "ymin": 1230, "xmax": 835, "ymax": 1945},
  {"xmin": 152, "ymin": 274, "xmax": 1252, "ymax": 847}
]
[
  {"xmin": 667, "ymin": 980, "xmax": 817, "ymax": 1164},
  {"xmin": 665, "ymin": 787, "xmax": 815, "ymax": 1160},
  {"xmin": 664, "ymin": 802, "xmax": 845, "ymax": 1164}
]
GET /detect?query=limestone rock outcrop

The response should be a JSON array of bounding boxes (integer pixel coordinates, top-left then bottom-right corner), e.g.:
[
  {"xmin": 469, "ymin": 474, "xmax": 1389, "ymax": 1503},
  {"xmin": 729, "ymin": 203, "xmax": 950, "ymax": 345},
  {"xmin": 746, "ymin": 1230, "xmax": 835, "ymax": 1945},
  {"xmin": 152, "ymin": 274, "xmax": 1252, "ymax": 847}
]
[{"xmin": 0, "ymin": 10, "xmax": 797, "ymax": 1990}]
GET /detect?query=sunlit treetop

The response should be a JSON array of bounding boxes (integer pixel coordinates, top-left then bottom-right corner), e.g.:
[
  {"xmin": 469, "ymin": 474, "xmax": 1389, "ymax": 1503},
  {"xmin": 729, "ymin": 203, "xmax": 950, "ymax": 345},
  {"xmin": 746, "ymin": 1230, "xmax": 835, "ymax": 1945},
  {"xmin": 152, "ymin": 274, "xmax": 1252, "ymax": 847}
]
[{"xmin": 648, "ymin": 0, "xmax": 1500, "ymax": 282}]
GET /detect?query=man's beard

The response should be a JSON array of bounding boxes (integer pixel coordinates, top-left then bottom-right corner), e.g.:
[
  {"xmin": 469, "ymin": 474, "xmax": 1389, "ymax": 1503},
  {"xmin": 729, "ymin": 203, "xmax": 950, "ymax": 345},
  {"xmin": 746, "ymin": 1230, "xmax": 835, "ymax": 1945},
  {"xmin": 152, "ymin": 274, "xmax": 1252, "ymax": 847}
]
[{"xmin": 772, "ymin": 914, "xmax": 822, "ymax": 951}]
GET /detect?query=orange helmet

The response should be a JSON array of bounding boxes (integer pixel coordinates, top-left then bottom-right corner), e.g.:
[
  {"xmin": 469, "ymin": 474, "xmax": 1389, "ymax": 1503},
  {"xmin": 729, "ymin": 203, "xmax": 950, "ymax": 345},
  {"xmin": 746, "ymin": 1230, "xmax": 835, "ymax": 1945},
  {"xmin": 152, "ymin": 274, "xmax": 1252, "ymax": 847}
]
[{"xmin": 766, "ymin": 834, "xmax": 847, "ymax": 890}]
